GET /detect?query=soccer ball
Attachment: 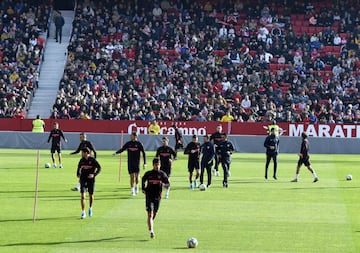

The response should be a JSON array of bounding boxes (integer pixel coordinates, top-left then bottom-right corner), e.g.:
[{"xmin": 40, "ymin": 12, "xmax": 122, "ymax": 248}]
[
  {"xmin": 346, "ymin": 174, "xmax": 353, "ymax": 181},
  {"xmin": 187, "ymin": 237, "xmax": 198, "ymax": 248},
  {"xmin": 199, "ymin": 184, "xmax": 207, "ymax": 191},
  {"xmin": 45, "ymin": 163, "xmax": 51, "ymax": 168}
]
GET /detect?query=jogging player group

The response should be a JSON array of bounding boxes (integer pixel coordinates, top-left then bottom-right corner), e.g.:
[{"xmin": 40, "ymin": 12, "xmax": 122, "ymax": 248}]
[{"xmin": 44, "ymin": 121, "xmax": 318, "ymax": 239}]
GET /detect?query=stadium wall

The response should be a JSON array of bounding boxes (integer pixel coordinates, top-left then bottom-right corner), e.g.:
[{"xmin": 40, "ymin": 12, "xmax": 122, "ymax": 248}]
[
  {"xmin": 0, "ymin": 131, "xmax": 359, "ymax": 154},
  {"xmin": 1, "ymin": 118, "xmax": 360, "ymax": 138}
]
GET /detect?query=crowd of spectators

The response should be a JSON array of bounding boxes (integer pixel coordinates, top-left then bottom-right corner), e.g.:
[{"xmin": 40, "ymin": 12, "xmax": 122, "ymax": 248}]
[
  {"xmin": 45, "ymin": 0, "xmax": 360, "ymax": 124},
  {"xmin": 0, "ymin": 0, "xmax": 51, "ymax": 119}
]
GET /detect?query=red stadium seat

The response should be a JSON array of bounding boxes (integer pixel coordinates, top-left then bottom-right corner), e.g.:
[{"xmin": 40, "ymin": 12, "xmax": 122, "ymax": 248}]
[
  {"xmin": 200, "ymin": 93, "xmax": 207, "ymax": 102},
  {"xmin": 307, "ymin": 27, "xmax": 316, "ymax": 35},
  {"xmin": 269, "ymin": 64, "xmax": 279, "ymax": 72},
  {"xmin": 293, "ymin": 20, "xmax": 303, "ymax": 27},
  {"xmin": 101, "ymin": 35, "xmax": 109, "ymax": 43},
  {"xmin": 116, "ymin": 32, "xmax": 122, "ymax": 40},
  {"xmin": 213, "ymin": 50, "xmax": 226, "ymax": 57}
]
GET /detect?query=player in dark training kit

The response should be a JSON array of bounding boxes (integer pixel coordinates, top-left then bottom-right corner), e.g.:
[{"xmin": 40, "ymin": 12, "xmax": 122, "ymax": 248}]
[
  {"xmin": 142, "ymin": 157, "xmax": 170, "ymax": 239},
  {"xmin": 264, "ymin": 128, "xmax": 280, "ymax": 180},
  {"xmin": 113, "ymin": 132, "xmax": 147, "ymax": 196},
  {"xmin": 77, "ymin": 147, "xmax": 101, "ymax": 219},
  {"xmin": 200, "ymin": 135, "xmax": 215, "ymax": 187},
  {"xmin": 218, "ymin": 133, "xmax": 234, "ymax": 188},
  {"xmin": 172, "ymin": 123, "xmax": 183, "ymax": 158},
  {"xmin": 210, "ymin": 124, "xmax": 224, "ymax": 177},
  {"xmin": 291, "ymin": 132, "xmax": 319, "ymax": 183},
  {"xmin": 47, "ymin": 122, "xmax": 67, "ymax": 168},
  {"xmin": 70, "ymin": 133, "xmax": 97, "ymax": 191},
  {"xmin": 155, "ymin": 136, "xmax": 176, "ymax": 199},
  {"xmin": 184, "ymin": 135, "xmax": 201, "ymax": 189},
  {"xmin": 70, "ymin": 133, "xmax": 97, "ymax": 158}
]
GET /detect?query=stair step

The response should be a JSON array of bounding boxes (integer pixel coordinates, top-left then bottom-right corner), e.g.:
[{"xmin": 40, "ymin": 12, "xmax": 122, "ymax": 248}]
[{"xmin": 26, "ymin": 10, "xmax": 74, "ymax": 119}]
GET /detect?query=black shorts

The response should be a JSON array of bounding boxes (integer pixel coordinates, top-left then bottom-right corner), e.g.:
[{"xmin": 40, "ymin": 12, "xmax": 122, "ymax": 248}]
[
  {"xmin": 128, "ymin": 163, "xmax": 140, "ymax": 174},
  {"xmin": 215, "ymin": 153, "xmax": 221, "ymax": 161},
  {"xmin": 175, "ymin": 142, "xmax": 183, "ymax": 150},
  {"xmin": 188, "ymin": 160, "xmax": 200, "ymax": 173},
  {"xmin": 298, "ymin": 156, "xmax": 311, "ymax": 167},
  {"xmin": 51, "ymin": 145, "xmax": 61, "ymax": 153},
  {"xmin": 201, "ymin": 160, "xmax": 213, "ymax": 170},
  {"xmin": 80, "ymin": 177, "xmax": 95, "ymax": 194},
  {"xmin": 266, "ymin": 153, "xmax": 278, "ymax": 160},
  {"xmin": 161, "ymin": 166, "xmax": 171, "ymax": 177},
  {"xmin": 146, "ymin": 196, "xmax": 160, "ymax": 212}
]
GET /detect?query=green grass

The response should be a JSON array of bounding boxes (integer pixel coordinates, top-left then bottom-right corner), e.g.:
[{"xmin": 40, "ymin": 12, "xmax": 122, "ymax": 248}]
[{"xmin": 0, "ymin": 149, "xmax": 359, "ymax": 253}]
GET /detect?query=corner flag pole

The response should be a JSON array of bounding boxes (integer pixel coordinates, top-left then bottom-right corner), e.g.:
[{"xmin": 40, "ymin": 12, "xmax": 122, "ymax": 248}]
[
  {"xmin": 33, "ymin": 150, "xmax": 40, "ymax": 223},
  {"xmin": 118, "ymin": 131, "xmax": 124, "ymax": 182}
]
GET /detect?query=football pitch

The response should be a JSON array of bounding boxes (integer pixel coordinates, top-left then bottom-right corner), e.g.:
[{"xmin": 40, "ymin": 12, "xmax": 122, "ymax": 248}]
[{"xmin": 0, "ymin": 149, "xmax": 359, "ymax": 253}]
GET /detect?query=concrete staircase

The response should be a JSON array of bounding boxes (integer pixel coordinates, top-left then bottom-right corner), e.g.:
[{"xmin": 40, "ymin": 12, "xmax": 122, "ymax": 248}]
[{"xmin": 27, "ymin": 10, "xmax": 74, "ymax": 119}]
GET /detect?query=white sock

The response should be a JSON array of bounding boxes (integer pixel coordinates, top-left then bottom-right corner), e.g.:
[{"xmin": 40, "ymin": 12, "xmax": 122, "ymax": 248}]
[
  {"xmin": 295, "ymin": 174, "xmax": 299, "ymax": 180},
  {"xmin": 166, "ymin": 188, "xmax": 170, "ymax": 195},
  {"xmin": 131, "ymin": 187, "xmax": 135, "ymax": 193},
  {"xmin": 312, "ymin": 172, "xmax": 317, "ymax": 178},
  {"xmin": 76, "ymin": 182, "xmax": 80, "ymax": 189}
]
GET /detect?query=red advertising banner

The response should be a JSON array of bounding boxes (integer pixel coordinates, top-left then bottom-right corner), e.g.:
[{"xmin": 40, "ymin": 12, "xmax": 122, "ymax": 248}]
[{"xmin": 0, "ymin": 119, "xmax": 359, "ymax": 138}]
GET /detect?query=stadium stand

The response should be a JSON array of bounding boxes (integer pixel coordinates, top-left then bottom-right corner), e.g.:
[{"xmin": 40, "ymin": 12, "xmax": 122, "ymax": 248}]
[
  {"xmin": 0, "ymin": 0, "xmax": 51, "ymax": 119},
  {"xmin": 4, "ymin": 0, "xmax": 360, "ymax": 124}
]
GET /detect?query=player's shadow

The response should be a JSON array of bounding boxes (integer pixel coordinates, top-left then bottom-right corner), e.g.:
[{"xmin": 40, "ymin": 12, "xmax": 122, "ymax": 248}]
[
  {"xmin": 288, "ymin": 186, "xmax": 360, "ymax": 190},
  {"xmin": 1, "ymin": 236, "xmax": 124, "ymax": 247},
  {"xmin": 39, "ymin": 196, "xmax": 79, "ymax": 201},
  {"xmin": 0, "ymin": 190, "xmax": 35, "ymax": 194},
  {"xmin": 230, "ymin": 179, "xmax": 289, "ymax": 184},
  {"xmin": 42, "ymin": 194, "xmax": 132, "ymax": 201},
  {"xmin": 96, "ymin": 195, "xmax": 139, "ymax": 200}
]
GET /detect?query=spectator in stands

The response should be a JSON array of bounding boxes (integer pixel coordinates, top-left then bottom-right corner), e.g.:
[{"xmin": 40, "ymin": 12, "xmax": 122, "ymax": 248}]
[
  {"xmin": 313, "ymin": 57, "xmax": 325, "ymax": 70},
  {"xmin": 343, "ymin": 106, "xmax": 354, "ymax": 123},
  {"xmin": 40, "ymin": 0, "xmax": 360, "ymax": 124},
  {"xmin": 309, "ymin": 14, "xmax": 318, "ymax": 26},
  {"xmin": 152, "ymin": 3, "xmax": 163, "ymax": 20},
  {"xmin": 293, "ymin": 52, "xmax": 303, "ymax": 68},
  {"xmin": 333, "ymin": 33, "xmax": 342, "ymax": 46},
  {"xmin": 259, "ymin": 50, "xmax": 273, "ymax": 69},
  {"xmin": 221, "ymin": 110, "xmax": 234, "ymax": 122},
  {"xmin": 332, "ymin": 63, "xmax": 342, "ymax": 80},
  {"xmin": 241, "ymin": 94, "xmax": 251, "ymax": 108},
  {"xmin": 54, "ymin": 10, "xmax": 65, "ymax": 43},
  {"xmin": 309, "ymin": 111, "xmax": 318, "ymax": 124}
]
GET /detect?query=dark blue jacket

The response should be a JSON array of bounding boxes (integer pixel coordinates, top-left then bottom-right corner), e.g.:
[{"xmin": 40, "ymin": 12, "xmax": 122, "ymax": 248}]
[
  {"xmin": 264, "ymin": 134, "xmax": 280, "ymax": 155},
  {"xmin": 201, "ymin": 141, "xmax": 215, "ymax": 163}
]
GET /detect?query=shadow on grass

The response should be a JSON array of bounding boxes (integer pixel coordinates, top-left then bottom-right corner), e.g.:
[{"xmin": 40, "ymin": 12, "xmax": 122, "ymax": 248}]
[
  {"xmin": 1, "ymin": 236, "xmax": 126, "ymax": 247},
  {"xmin": 288, "ymin": 186, "xmax": 360, "ymax": 190},
  {"xmin": 234, "ymin": 157, "xmax": 358, "ymax": 164},
  {"xmin": 0, "ymin": 167, "xmax": 31, "ymax": 170},
  {"xmin": 0, "ymin": 216, "xmax": 76, "ymax": 223},
  {"xmin": 0, "ymin": 190, "xmax": 137, "ymax": 201},
  {"xmin": 230, "ymin": 180, "xmax": 289, "ymax": 184},
  {"xmin": 42, "ymin": 194, "xmax": 133, "ymax": 201}
]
